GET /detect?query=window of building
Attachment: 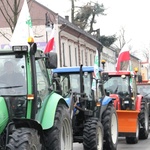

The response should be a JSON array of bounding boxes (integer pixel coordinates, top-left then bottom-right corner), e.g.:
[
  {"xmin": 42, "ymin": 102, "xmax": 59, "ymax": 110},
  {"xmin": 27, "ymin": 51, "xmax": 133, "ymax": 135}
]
[
  {"xmin": 69, "ymin": 45, "xmax": 72, "ymax": 66},
  {"xmin": 75, "ymin": 47, "xmax": 78, "ymax": 66},
  {"xmin": 90, "ymin": 53, "xmax": 92, "ymax": 66},
  {"xmin": 81, "ymin": 50, "xmax": 84, "ymax": 65},
  {"xmin": 62, "ymin": 43, "xmax": 65, "ymax": 66}
]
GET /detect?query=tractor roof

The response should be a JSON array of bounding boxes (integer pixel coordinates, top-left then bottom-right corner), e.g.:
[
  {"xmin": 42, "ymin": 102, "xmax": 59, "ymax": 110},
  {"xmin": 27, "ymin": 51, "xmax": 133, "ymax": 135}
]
[{"xmin": 53, "ymin": 66, "xmax": 103, "ymax": 73}]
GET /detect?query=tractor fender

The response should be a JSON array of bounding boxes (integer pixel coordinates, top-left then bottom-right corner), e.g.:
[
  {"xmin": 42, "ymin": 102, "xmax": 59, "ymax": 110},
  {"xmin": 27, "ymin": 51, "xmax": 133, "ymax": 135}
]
[
  {"xmin": 0, "ymin": 97, "xmax": 9, "ymax": 134},
  {"xmin": 36, "ymin": 92, "xmax": 68, "ymax": 130},
  {"xmin": 12, "ymin": 118, "xmax": 44, "ymax": 144},
  {"xmin": 99, "ymin": 96, "xmax": 113, "ymax": 115},
  {"xmin": 135, "ymin": 95, "xmax": 143, "ymax": 111},
  {"xmin": 101, "ymin": 96, "xmax": 113, "ymax": 106}
]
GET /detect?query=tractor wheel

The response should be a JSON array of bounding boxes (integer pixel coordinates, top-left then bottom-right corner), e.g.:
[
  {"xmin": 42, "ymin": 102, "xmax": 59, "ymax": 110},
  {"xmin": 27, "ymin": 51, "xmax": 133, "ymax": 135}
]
[
  {"xmin": 126, "ymin": 120, "xmax": 139, "ymax": 144},
  {"xmin": 83, "ymin": 118, "xmax": 103, "ymax": 150},
  {"xmin": 139, "ymin": 100, "xmax": 149, "ymax": 139},
  {"xmin": 102, "ymin": 103, "xmax": 118, "ymax": 150},
  {"xmin": 44, "ymin": 103, "xmax": 73, "ymax": 150},
  {"xmin": 6, "ymin": 128, "xmax": 42, "ymax": 150}
]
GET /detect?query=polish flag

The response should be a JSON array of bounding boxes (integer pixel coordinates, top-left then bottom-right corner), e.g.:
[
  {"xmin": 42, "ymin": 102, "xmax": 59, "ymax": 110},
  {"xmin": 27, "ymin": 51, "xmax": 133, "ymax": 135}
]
[
  {"xmin": 116, "ymin": 44, "xmax": 130, "ymax": 71},
  {"xmin": 44, "ymin": 27, "xmax": 55, "ymax": 54}
]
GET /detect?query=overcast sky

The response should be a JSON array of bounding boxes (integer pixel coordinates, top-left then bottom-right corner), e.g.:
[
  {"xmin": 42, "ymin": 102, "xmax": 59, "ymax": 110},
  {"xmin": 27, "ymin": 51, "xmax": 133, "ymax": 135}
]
[{"xmin": 36, "ymin": 0, "xmax": 150, "ymax": 60}]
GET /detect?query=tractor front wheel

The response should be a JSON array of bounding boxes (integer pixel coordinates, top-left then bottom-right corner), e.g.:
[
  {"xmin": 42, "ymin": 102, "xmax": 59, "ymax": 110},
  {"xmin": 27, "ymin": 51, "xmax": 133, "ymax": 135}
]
[
  {"xmin": 83, "ymin": 118, "xmax": 103, "ymax": 150},
  {"xmin": 44, "ymin": 103, "xmax": 73, "ymax": 150},
  {"xmin": 6, "ymin": 128, "xmax": 42, "ymax": 150},
  {"xmin": 102, "ymin": 103, "xmax": 118, "ymax": 150}
]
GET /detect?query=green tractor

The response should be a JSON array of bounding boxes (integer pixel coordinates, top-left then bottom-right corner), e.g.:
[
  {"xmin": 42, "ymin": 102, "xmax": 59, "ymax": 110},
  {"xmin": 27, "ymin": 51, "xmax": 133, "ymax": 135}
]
[
  {"xmin": 0, "ymin": 43, "xmax": 72, "ymax": 150},
  {"xmin": 52, "ymin": 65, "xmax": 118, "ymax": 150}
]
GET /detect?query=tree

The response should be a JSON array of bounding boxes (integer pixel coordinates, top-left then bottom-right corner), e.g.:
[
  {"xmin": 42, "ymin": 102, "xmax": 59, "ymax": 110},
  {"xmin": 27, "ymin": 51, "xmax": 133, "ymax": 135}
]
[
  {"xmin": 70, "ymin": 0, "xmax": 116, "ymax": 47},
  {"xmin": 73, "ymin": 2, "xmax": 105, "ymax": 34},
  {"xmin": 99, "ymin": 35, "xmax": 117, "ymax": 47}
]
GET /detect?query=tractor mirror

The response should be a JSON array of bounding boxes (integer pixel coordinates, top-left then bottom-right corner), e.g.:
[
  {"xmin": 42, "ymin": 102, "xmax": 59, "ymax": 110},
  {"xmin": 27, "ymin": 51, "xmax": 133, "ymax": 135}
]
[
  {"xmin": 137, "ymin": 75, "xmax": 142, "ymax": 82},
  {"xmin": 102, "ymin": 72, "xmax": 109, "ymax": 81},
  {"xmin": 45, "ymin": 52, "xmax": 57, "ymax": 69}
]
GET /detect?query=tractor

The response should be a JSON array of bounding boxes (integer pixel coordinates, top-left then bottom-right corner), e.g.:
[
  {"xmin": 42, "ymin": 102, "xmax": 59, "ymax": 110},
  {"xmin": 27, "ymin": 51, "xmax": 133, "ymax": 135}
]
[
  {"xmin": 52, "ymin": 65, "xmax": 118, "ymax": 150},
  {"xmin": 137, "ymin": 80, "xmax": 150, "ymax": 124},
  {"xmin": 0, "ymin": 42, "xmax": 72, "ymax": 150},
  {"xmin": 103, "ymin": 70, "xmax": 149, "ymax": 144}
]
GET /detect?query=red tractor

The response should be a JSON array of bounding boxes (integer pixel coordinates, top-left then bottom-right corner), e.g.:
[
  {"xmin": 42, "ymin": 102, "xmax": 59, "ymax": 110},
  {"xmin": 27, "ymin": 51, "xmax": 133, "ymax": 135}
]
[{"xmin": 103, "ymin": 71, "xmax": 149, "ymax": 144}]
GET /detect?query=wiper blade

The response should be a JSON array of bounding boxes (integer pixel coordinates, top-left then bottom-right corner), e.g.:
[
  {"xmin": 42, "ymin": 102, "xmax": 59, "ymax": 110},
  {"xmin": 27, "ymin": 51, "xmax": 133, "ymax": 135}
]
[{"xmin": 0, "ymin": 85, "xmax": 23, "ymax": 89}]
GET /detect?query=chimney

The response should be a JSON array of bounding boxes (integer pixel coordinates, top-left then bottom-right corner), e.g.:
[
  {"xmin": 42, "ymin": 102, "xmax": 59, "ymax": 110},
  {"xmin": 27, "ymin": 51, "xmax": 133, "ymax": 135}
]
[{"xmin": 65, "ymin": 16, "xmax": 69, "ymax": 21}]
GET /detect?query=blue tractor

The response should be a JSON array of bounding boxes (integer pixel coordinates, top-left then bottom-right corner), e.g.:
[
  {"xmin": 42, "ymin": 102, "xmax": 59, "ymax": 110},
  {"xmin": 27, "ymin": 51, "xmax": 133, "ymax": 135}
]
[{"xmin": 52, "ymin": 65, "xmax": 118, "ymax": 150}]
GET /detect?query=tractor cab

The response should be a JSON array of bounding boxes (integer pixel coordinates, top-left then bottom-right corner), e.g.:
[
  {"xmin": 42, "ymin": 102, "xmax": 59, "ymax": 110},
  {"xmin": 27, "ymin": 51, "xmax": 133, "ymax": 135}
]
[
  {"xmin": 103, "ymin": 71, "xmax": 137, "ymax": 110},
  {"xmin": 52, "ymin": 66, "xmax": 104, "ymax": 113}
]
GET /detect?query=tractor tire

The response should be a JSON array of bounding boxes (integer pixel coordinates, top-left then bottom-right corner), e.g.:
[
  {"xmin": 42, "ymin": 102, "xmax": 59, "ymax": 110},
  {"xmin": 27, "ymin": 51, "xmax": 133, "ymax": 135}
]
[
  {"xmin": 126, "ymin": 120, "xmax": 139, "ymax": 144},
  {"xmin": 44, "ymin": 103, "xmax": 73, "ymax": 150},
  {"xmin": 6, "ymin": 127, "xmax": 42, "ymax": 150},
  {"xmin": 102, "ymin": 103, "xmax": 118, "ymax": 150},
  {"xmin": 83, "ymin": 118, "xmax": 103, "ymax": 150},
  {"xmin": 139, "ymin": 100, "xmax": 149, "ymax": 139}
]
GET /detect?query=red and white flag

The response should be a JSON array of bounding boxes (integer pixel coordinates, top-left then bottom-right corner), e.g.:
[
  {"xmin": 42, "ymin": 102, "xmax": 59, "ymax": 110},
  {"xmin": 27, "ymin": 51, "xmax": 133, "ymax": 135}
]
[
  {"xmin": 44, "ymin": 27, "xmax": 55, "ymax": 54},
  {"xmin": 116, "ymin": 44, "xmax": 130, "ymax": 71}
]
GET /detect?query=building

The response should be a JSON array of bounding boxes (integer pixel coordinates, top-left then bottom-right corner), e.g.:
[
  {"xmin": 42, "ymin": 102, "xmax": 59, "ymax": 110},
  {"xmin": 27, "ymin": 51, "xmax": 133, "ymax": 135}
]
[{"xmin": 0, "ymin": 0, "xmax": 107, "ymax": 67}]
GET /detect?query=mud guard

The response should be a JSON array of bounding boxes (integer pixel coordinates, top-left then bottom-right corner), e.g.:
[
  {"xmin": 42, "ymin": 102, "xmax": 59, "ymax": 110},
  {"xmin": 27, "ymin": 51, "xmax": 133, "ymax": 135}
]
[
  {"xmin": 0, "ymin": 97, "xmax": 9, "ymax": 134},
  {"xmin": 36, "ymin": 92, "xmax": 68, "ymax": 130},
  {"xmin": 101, "ymin": 96, "xmax": 113, "ymax": 106},
  {"xmin": 135, "ymin": 95, "xmax": 143, "ymax": 111}
]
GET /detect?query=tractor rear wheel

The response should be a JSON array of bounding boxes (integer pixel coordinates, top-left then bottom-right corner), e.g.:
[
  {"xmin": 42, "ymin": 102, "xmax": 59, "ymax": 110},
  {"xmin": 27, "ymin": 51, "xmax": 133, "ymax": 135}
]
[
  {"xmin": 44, "ymin": 103, "xmax": 73, "ymax": 150},
  {"xmin": 6, "ymin": 128, "xmax": 41, "ymax": 150},
  {"xmin": 139, "ymin": 100, "xmax": 149, "ymax": 139},
  {"xmin": 102, "ymin": 103, "xmax": 118, "ymax": 150},
  {"xmin": 83, "ymin": 118, "xmax": 103, "ymax": 150},
  {"xmin": 126, "ymin": 120, "xmax": 139, "ymax": 144}
]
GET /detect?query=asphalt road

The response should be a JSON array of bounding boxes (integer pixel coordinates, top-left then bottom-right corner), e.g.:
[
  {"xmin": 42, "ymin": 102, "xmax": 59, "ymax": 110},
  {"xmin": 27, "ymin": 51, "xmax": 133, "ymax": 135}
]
[{"xmin": 73, "ymin": 134, "xmax": 150, "ymax": 150}]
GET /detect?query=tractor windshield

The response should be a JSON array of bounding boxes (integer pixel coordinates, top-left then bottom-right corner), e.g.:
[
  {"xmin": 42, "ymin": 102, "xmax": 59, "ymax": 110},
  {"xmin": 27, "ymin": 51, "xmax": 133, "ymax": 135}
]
[
  {"xmin": 104, "ymin": 76, "xmax": 130, "ymax": 95},
  {"xmin": 59, "ymin": 73, "xmax": 91, "ymax": 97},
  {"xmin": 0, "ymin": 54, "xmax": 27, "ymax": 96}
]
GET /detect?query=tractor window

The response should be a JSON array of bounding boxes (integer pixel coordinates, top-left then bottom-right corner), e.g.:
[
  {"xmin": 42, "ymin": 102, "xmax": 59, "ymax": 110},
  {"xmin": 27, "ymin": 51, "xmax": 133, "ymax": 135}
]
[
  {"xmin": 84, "ymin": 73, "xmax": 92, "ymax": 99},
  {"xmin": 35, "ymin": 59, "xmax": 50, "ymax": 100},
  {"xmin": 70, "ymin": 74, "xmax": 80, "ymax": 93},
  {"xmin": 104, "ymin": 76, "xmax": 129, "ymax": 95},
  {"xmin": 0, "ymin": 54, "xmax": 27, "ymax": 96},
  {"xmin": 59, "ymin": 75, "xmax": 69, "ymax": 97},
  {"xmin": 137, "ymin": 85, "xmax": 150, "ymax": 97}
]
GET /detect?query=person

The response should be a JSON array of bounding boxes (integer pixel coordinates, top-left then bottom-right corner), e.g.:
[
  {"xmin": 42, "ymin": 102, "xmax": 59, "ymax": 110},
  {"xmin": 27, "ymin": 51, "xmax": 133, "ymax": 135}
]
[{"xmin": 0, "ymin": 60, "xmax": 26, "ymax": 94}]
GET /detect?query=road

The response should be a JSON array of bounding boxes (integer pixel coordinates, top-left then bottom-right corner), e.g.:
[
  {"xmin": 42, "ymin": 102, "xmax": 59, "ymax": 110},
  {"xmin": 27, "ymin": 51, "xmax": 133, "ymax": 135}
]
[{"xmin": 73, "ymin": 134, "xmax": 150, "ymax": 150}]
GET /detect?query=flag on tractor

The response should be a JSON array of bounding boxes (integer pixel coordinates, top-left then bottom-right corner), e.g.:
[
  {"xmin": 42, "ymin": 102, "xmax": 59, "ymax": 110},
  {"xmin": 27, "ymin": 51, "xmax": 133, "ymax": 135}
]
[
  {"xmin": 116, "ymin": 44, "xmax": 130, "ymax": 71},
  {"xmin": 44, "ymin": 27, "xmax": 55, "ymax": 54},
  {"xmin": 92, "ymin": 50, "xmax": 100, "ymax": 90},
  {"xmin": 10, "ymin": 0, "xmax": 34, "ymax": 46}
]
